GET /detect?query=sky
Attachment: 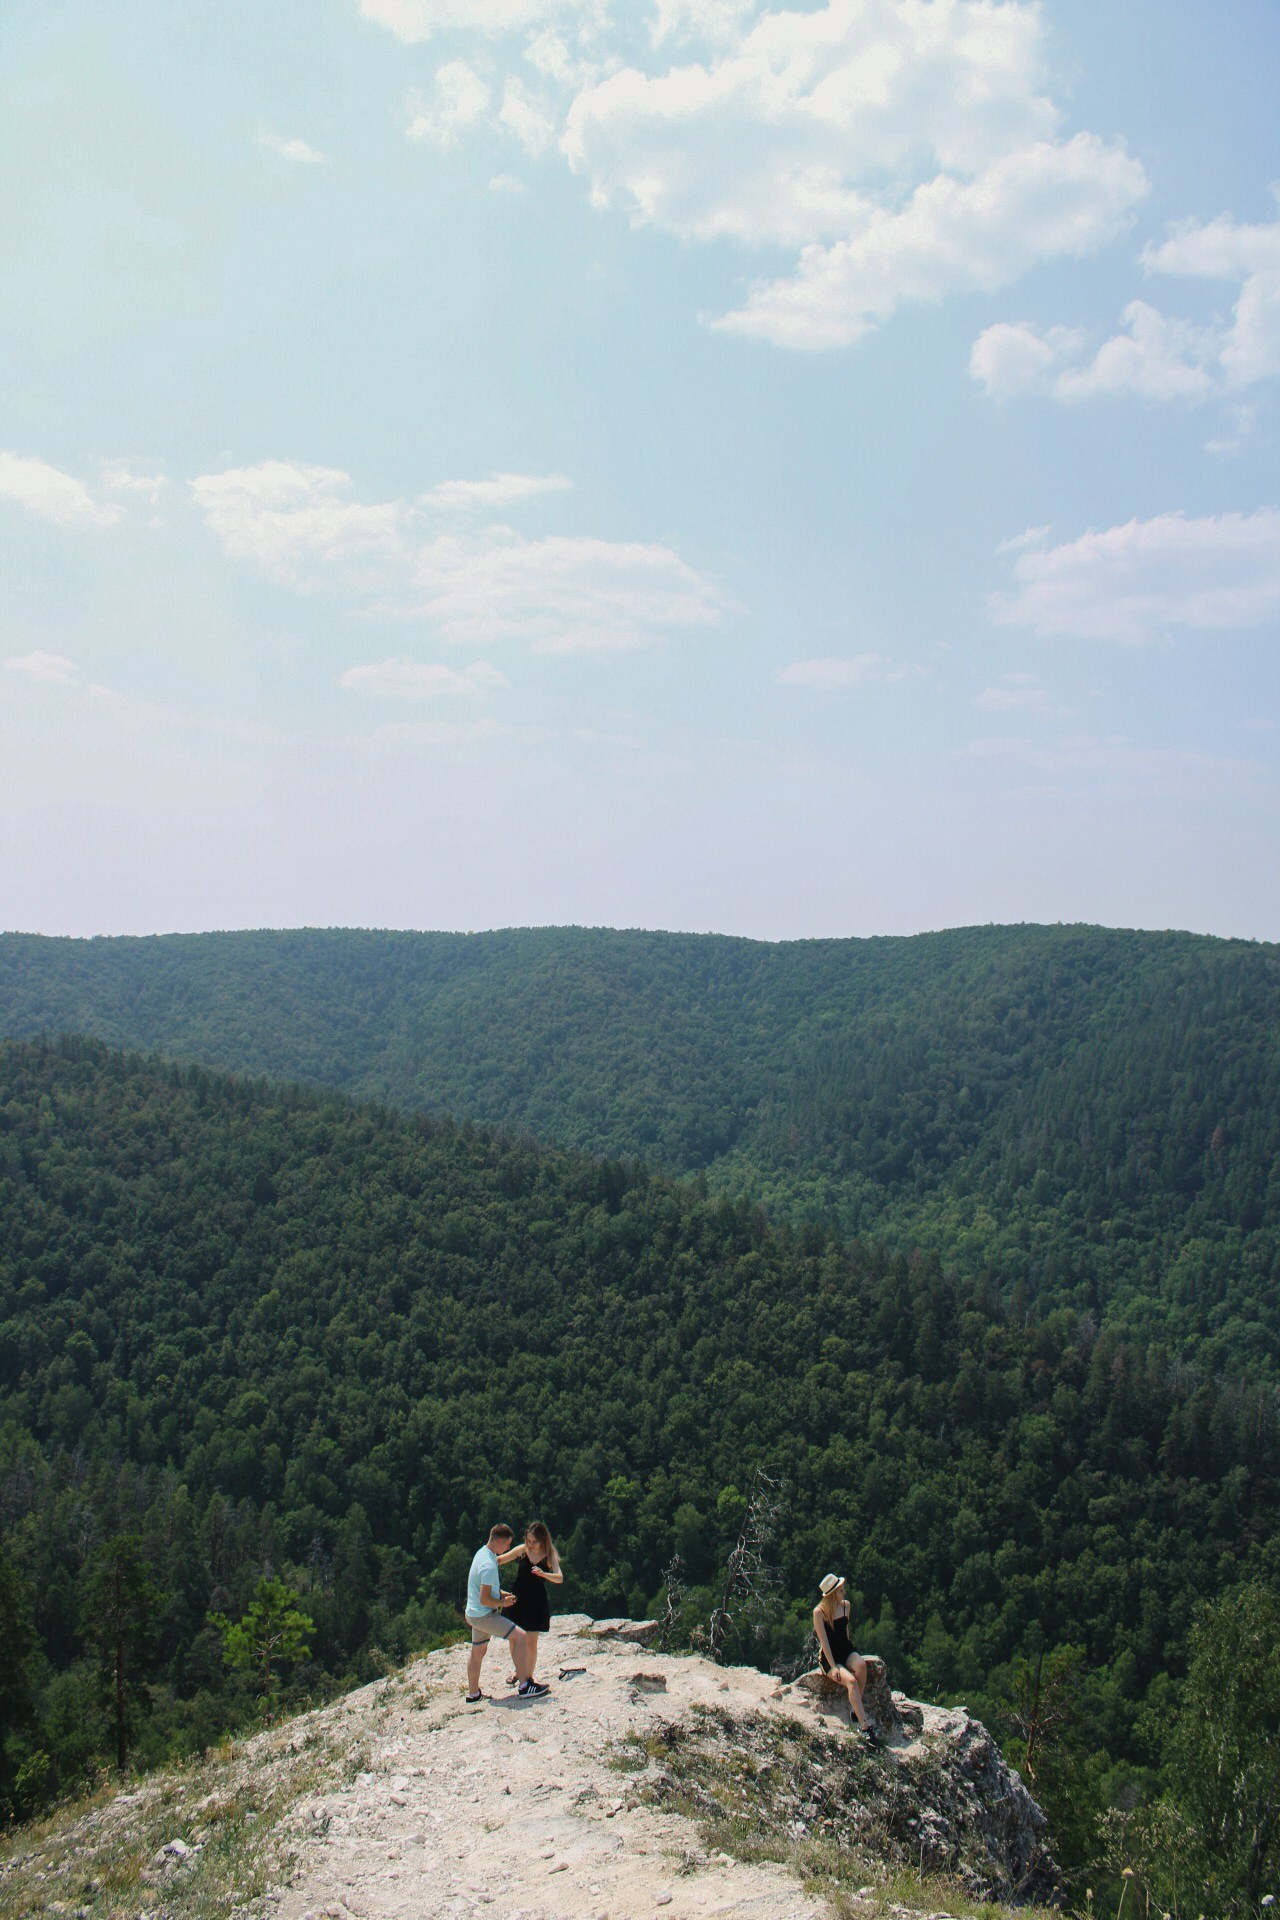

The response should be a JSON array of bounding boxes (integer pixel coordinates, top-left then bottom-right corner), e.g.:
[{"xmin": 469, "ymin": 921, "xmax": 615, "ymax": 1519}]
[{"xmin": 2, "ymin": 0, "xmax": 1278, "ymax": 943}]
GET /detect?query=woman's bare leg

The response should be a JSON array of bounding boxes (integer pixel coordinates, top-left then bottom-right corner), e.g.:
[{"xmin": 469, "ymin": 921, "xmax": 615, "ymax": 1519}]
[
  {"xmin": 822, "ymin": 1656, "xmax": 860, "ymax": 1719},
  {"xmin": 840, "ymin": 1656, "xmax": 871, "ymax": 1729}
]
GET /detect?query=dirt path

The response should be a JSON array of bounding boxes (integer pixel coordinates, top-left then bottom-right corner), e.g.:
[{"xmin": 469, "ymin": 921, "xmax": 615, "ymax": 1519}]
[{"xmin": 280, "ymin": 1616, "xmax": 827, "ymax": 1920}]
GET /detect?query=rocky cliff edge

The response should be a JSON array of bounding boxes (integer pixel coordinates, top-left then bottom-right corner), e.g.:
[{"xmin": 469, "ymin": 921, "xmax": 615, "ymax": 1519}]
[{"xmin": 0, "ymin": 1615, "xmax": 1057, "ymax": 1920}]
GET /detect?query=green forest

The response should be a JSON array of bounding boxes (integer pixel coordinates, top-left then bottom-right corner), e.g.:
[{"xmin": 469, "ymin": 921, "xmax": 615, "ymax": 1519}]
[
  {"xmin": 2, "ymin": 923, "xmax": 1278, "ymax": 1368},
  {"xmin": 1, "ymin": 1036, "xmax": 1277, "ymax": 1913}
]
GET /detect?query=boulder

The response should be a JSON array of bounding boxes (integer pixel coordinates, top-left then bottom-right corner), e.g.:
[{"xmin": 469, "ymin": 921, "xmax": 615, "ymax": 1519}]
[
  {"xmin": 585, "ymin": 1617, "xmax": 660, "ymax": 1646},
  {"xmin": 795, "ymin": 1657, "xmax": 903, "ymax": 1738}
]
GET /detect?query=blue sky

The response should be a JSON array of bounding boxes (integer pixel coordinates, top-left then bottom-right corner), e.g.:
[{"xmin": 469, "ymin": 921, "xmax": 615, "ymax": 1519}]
[{"xmin": 2, "ymin": 0, "xmax": 1278, "ymax": 941}]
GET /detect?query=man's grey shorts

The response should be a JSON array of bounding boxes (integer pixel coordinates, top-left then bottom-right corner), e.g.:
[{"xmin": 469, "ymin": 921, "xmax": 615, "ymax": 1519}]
[{"xmin": 466, "ymin": 1612, "xmax": 515, "ymax": 1644}]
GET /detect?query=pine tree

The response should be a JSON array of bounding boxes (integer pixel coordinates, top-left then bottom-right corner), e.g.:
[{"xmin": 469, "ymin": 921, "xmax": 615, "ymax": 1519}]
[{"xmin": 78, "ymin": 1537, "xmax": 163, "ymax": 1777}]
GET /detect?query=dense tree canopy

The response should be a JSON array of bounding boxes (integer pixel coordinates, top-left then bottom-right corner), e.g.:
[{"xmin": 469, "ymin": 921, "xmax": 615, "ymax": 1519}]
[
  {"xmin": 2, "ymin": 923, "xmax": 1277, "ymax": 1365},
  {"xmin": 2, "ymin": 1035, "xmax": 1277, "ymax": 1878}
]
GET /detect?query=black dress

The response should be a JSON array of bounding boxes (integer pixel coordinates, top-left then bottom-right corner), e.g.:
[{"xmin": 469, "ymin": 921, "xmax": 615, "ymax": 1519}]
[
  {"xmin": 819, "ymin": 1608, "xmax": 853, "ymax": 1672},
  {"xmin": 509, "ymin": 1551, "xmax": 552, "ymax": 1633}
]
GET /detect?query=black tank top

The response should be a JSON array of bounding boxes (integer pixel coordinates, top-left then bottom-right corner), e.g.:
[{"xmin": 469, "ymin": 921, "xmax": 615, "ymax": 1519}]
[
  {"xmin": 510, "ymin": 1551, "xmax": 551, "ymax": 1632},
  {"xmin": 820, "ymin": 1609, "xmax": 852, "ymax": 1670}
]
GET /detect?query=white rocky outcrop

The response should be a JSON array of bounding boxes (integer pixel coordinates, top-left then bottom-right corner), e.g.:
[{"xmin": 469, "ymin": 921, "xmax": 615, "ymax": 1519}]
[
  {"xmin": 275, "ymin": 1614, "xmax": 1056, "ymax": 1920},
  {"xmin": 0, "ymin": 1615, "xmax": 1055, "ymax": 1920}
]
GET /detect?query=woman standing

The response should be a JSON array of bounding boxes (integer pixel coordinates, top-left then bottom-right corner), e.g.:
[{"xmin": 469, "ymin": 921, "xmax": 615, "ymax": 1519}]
[
  {"xmin": 499, "ymin": 1523, "xmax": 563, "ymax": 1685},
  {"xmin": 813, "ymin": 1573, "xmax": 883, "ymax": 1747}
]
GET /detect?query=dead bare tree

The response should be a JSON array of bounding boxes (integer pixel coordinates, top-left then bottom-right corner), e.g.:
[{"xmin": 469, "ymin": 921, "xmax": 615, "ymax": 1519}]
[
  {"xmin": 1010, "ymin": 1644, "xmax": 1083, "ymax": 1782},
  {"xmin": 707, "ymin": 1466, "xmax": 785, "ymax": 1664},
  {"xmin": 771, "ymin": 1627, "xmax": 819, "ymax": 1684},
  {"xmin": 657, "ymin": 1551, "xmax": 686, "ymax": 1651}
]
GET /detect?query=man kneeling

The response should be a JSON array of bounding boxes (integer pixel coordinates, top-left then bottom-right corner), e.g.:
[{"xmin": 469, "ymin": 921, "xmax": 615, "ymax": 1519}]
[{"xmin": 465, "ymin": 1524, "xmax": 549, "ymax": 1701}]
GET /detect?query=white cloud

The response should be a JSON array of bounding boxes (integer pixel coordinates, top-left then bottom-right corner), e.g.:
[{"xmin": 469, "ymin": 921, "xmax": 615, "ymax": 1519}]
[
  {"xmin": 409, "ymin": 529, "xmax": 728, "ymax": 651},
  {"xmin": 974, "ymin": 200, "xmax": 1280, "ymax": 405},
  {"xmin": 775, "ymin": 653, "xmax": 885, "ymax": 689},
  {"xmin": 376, "ymin": 716, "xmax": 515, "ymax": 745},
  {"xmin": 100, "ymin": 461, "xmax": 168, "ymax": 498},
  {"xmin": 258, "ymin": 131, "xmax": 326, "ymax": 165},
  {"xmin": 499, "ymin": 79, "xmax": 558, "ymax": 154},
  {"xmin": 524, "ymin": 27, "xmax": 596, "ymax": 87},
  {"xmin": 973, "ymin": 675, "xmax": 1048, "ymax": 711},
  {"xmin": 3, "ymin": 650, "xmax": 78, "ymax": 685},
  {"xmin": 190, "ymin": 461, "xmax": 406, "ymax": 589},
  {"xmin": 422, "ymin": 471, "xmax": 572, "ymax": 510},
  {"xmin": 968, "ymin": 321, "xmax": 1084, "ymax": 400},
  {"xmin": 359, "ymin": 0, "xmax": 581, "ymax": 41},
  {"xmin": 1145, "ymin": 205, "xmax": 1280, "ymax": 390},
  {"xmin": 1207, "ymin": 405, "xmax": 1261, "ymax": 459},
  {"xmin": 406, "ymin": 62, "xmax": 492, "ymax": 146},
  {"xmin": 713, "ymin": 135, "xmax": 1146, "ymax": 350},
  {"xmin": 0, "ymin": 451, "xmax": 121, "ymax": 528},
  {"xmin": 971, "ymin": 303, "xmax": 1216, "ymax": 403},
  {"xmin": 574, "ymin": 725, "xmax": 646, "ymax": 748},
  {"xmin": 564, "ymin": 1, "xmax": 1063, "ymax": 248},
  {"xmin": 996, "ymin": 524, "xmax": 1050, "ymax": 556},
  {"xmin": 560, "ymin": 3, "xmax": 1144, "ymax": 349},
  {"xmin": 373, "ymin": 0, "xmax": 1146, "ymax": 350},
  {"xmin": 339, "ymin": 657, "xmax": 508, "ymax": 699},
  {"xmin": 991, "ymin": 509, "xmax": 1280, "ymax": 643},
  {"xmin": 192, "ymin": 458, "xmax": 730, "ymax": 653},
  {"xmin": 489, "ymin": 172, "xmax": 528, "ymax": 193},
  {"xmin": 0, "ymin": 655, "xmax": 185, "ymax": 736},
  {"xmin": 1052, "ymin": 302, "xmax": 1218, "ymax": 402},
  {"xmin": 650, "ymin": 0, "xmax": 759, "ymax": 46}
]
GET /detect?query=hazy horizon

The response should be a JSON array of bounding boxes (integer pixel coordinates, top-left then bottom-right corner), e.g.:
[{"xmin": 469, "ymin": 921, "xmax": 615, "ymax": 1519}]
[{"xmin": 3, "ymin": 914, "xmax": 1274, "ymax": 949}]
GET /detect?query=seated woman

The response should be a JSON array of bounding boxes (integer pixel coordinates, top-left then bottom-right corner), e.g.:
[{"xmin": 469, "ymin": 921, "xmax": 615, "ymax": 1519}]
[{"xmin": 813, "ymin": 1574, "xmax": 883, "ymax": 1747}]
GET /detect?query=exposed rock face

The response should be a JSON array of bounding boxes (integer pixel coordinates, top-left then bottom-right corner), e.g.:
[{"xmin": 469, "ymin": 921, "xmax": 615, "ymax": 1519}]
[{"xmin": 671, "ymin": 1664, "xmax": 1058, "ymax": 1907}]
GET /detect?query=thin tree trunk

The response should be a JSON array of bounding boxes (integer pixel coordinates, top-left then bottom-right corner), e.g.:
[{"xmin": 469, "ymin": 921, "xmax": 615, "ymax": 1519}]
[{"xmin": 115, "ymin": 1641, "xmax": 127, "ymax": 1775}]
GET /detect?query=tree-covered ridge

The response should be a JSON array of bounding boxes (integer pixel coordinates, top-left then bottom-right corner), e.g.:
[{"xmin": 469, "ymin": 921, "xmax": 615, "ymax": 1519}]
[
  {"xmin": 1, "ymin": 922, "xmax": 1278, "ymax": 1361},
  {"xmin": 1, "ymin": 1036, "xmax": 1277, "ymax": 1839}
]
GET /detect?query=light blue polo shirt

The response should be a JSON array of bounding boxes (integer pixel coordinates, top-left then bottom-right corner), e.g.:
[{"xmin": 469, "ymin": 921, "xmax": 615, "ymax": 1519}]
[{"xmin": 466, "ymin": 1544, "xmax": 501, "ymax": 1617}]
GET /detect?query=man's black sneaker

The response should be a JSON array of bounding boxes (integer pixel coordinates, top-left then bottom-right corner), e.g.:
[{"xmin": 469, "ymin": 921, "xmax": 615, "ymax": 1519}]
[{"xmin": 518, "ymin": 1679, "xmax": 550, "ymax": 1698}]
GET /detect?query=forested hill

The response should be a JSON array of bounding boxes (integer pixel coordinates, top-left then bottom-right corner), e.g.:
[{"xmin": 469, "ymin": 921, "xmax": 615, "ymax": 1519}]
[
  {"xmin": 2, "ymin": 1034, "xmax": 1278, "ymax": 1855},
  {"xmin": 1, "ymin": 923, "xmax": 1278, "ymax": 1362}
]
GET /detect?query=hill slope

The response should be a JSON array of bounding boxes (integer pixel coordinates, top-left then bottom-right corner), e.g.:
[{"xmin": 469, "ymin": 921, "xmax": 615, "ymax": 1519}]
[
  {"xmin": 1, "ymin": 923, "xmax": 1278, "ymax": 1356},
  {"xmin": 2, "ymin": 1036, "xmax": 1277, "ymax": 1836}
]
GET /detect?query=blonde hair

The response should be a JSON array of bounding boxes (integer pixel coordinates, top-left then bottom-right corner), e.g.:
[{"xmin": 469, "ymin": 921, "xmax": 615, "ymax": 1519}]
[{"xmin": 818, "ymin": 1583, "xmax": 844, "ymax": 1622}]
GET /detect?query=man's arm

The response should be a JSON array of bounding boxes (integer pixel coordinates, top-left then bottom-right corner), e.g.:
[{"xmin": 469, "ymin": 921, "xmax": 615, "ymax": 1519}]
[{"xmin": 480, "ymin": 1580, "xmax": 514, "ymax": 1608}]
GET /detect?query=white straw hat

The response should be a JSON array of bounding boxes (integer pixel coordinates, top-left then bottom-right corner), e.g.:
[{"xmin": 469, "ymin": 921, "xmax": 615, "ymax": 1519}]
[{"xmin": 818, "ymin": 1573, "xmax": 844, "ymax": 1596}]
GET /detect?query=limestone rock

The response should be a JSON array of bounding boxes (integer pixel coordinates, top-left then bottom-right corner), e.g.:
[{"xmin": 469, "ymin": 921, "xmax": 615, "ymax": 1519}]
[
  {"xmin": 585, "ymin": 1617, "xmax": 660, "ymax": 1646},
  {"xmin": 629, "ymin": 1672, "xmax": 668, "ymax": 1694}
]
